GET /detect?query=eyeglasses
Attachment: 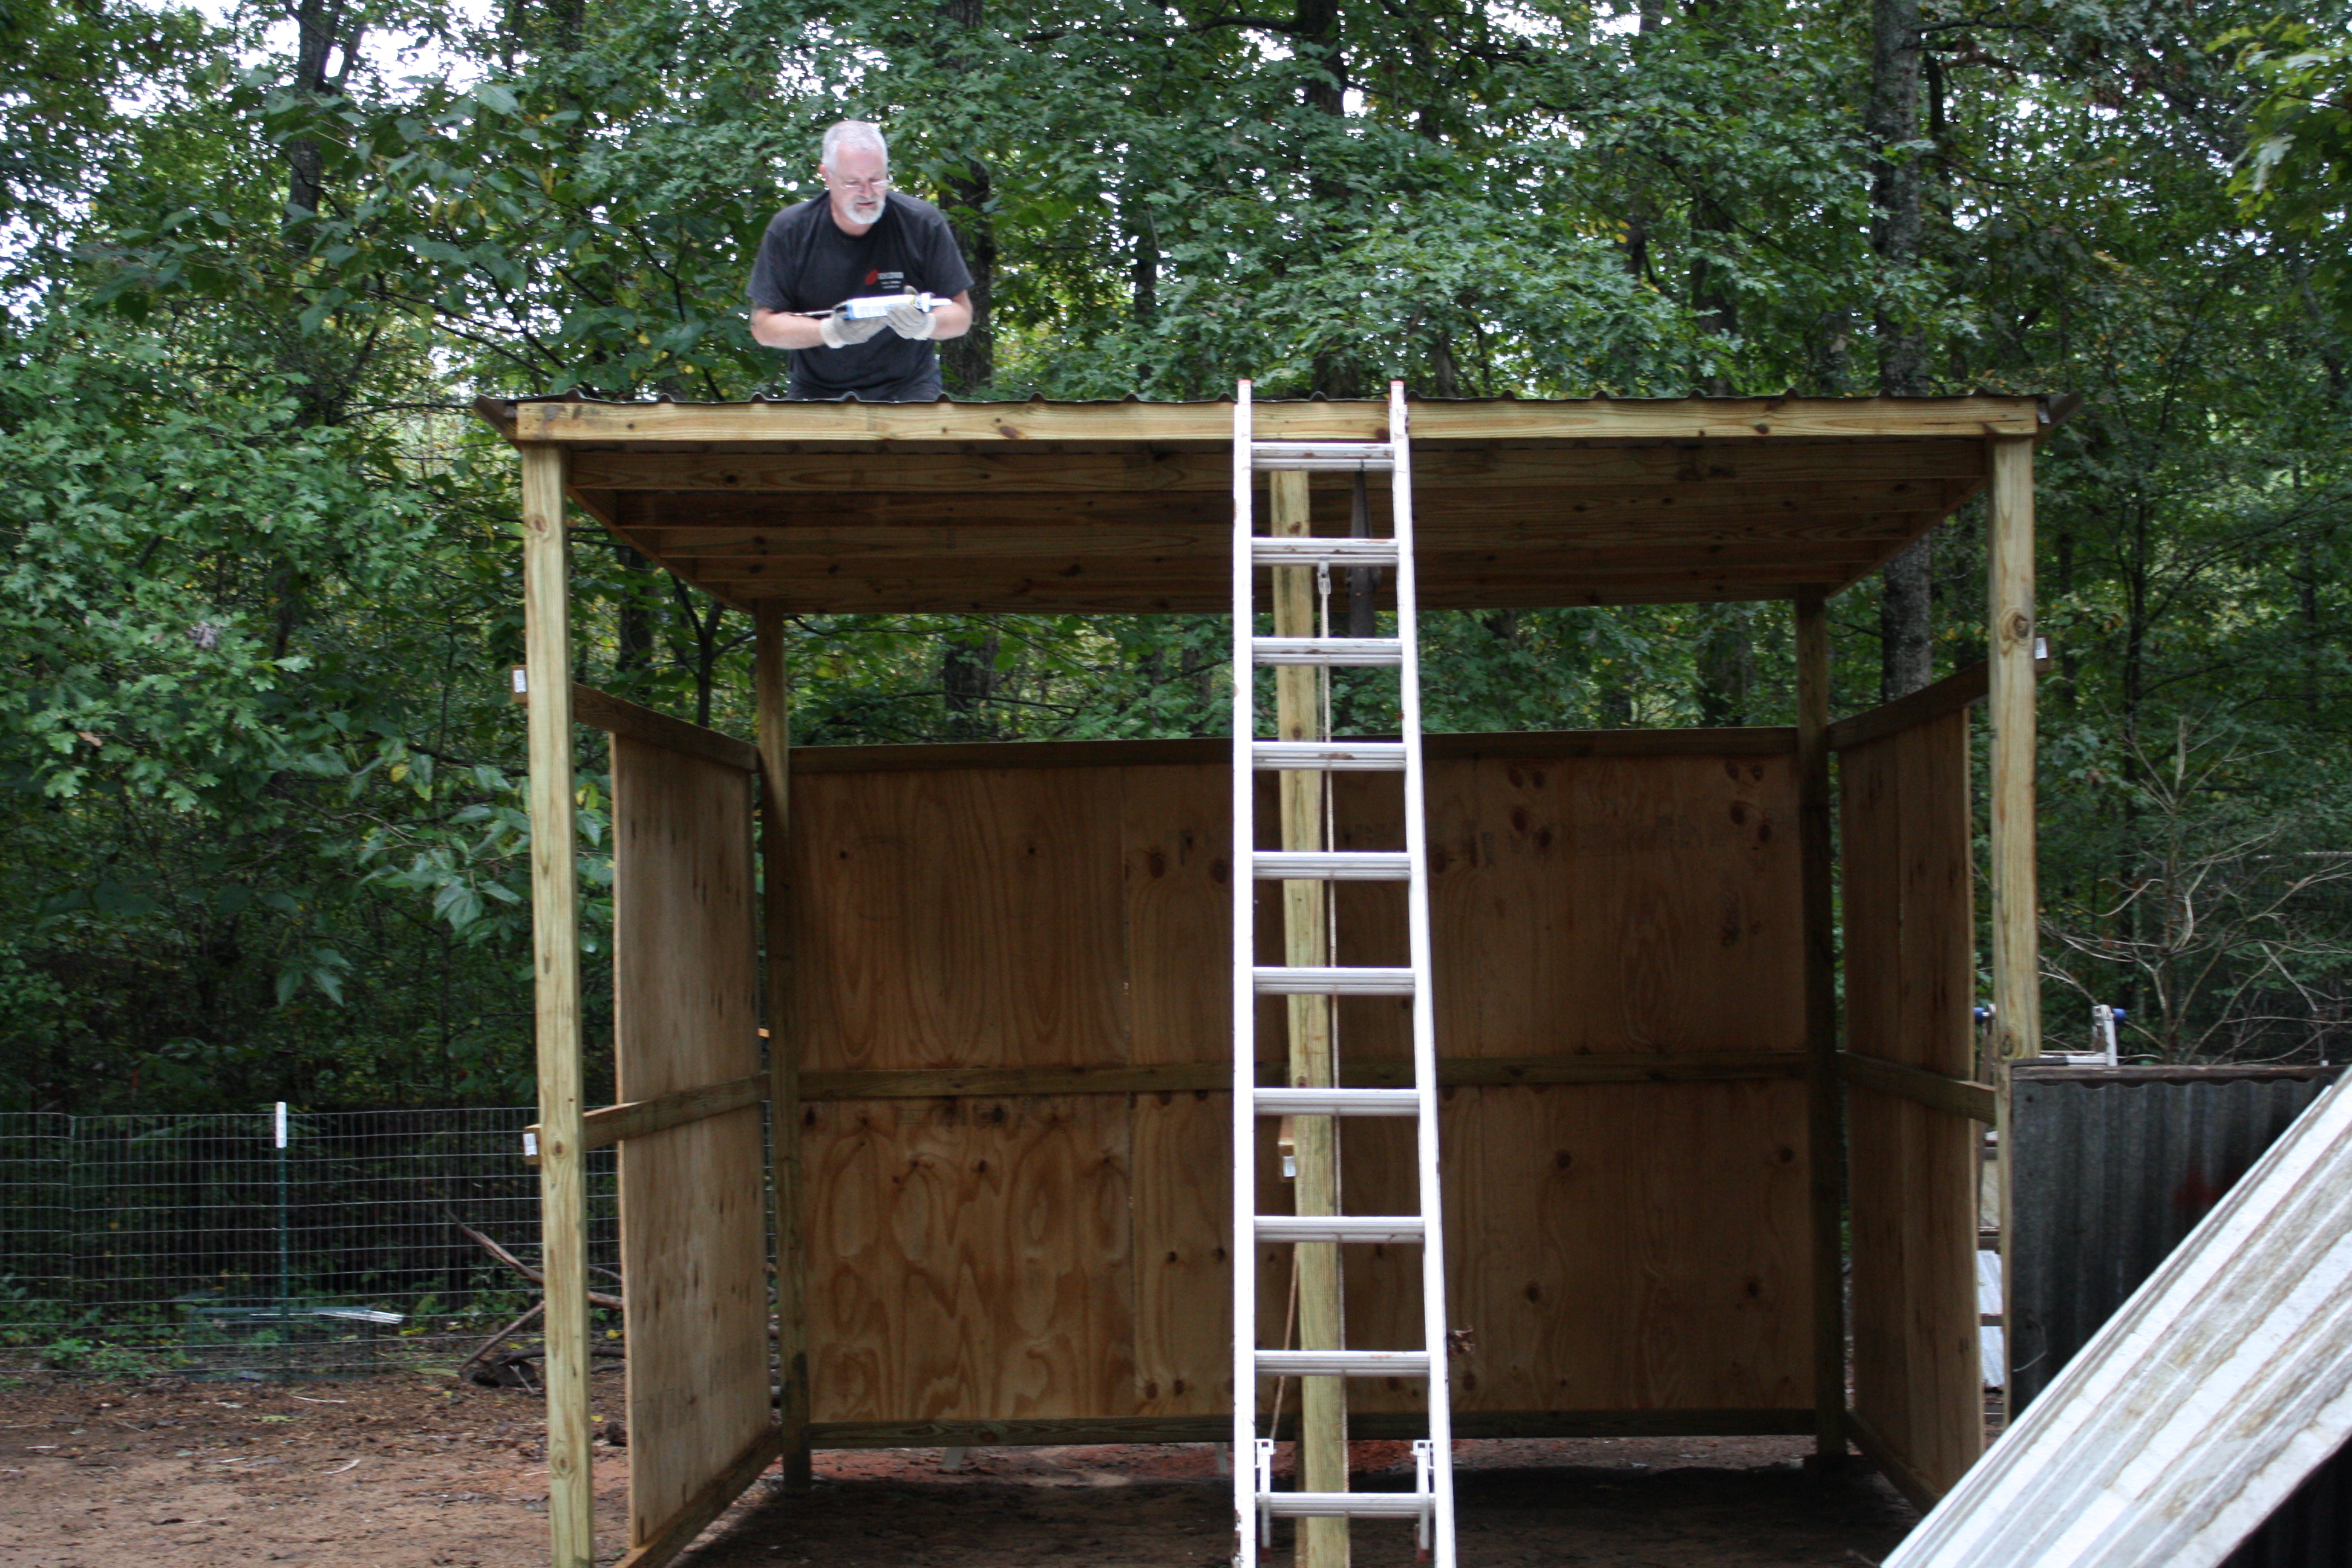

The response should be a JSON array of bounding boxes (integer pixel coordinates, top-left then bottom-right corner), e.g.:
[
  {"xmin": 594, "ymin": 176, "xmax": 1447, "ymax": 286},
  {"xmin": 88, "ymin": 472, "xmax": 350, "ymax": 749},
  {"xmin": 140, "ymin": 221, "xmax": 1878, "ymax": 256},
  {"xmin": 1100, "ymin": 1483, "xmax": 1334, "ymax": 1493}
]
[{"xmin": 830, "ymin": 175, "xmax": 889, "ymax": 194}]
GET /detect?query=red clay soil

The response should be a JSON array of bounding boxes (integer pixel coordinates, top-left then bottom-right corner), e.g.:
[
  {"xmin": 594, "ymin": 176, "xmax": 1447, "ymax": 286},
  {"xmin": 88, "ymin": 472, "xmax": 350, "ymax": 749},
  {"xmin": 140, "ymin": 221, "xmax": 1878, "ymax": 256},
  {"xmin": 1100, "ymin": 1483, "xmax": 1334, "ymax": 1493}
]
[{"xmin": 0, "ymin": 1374, "xmax": 1919, "ymax": 1567}]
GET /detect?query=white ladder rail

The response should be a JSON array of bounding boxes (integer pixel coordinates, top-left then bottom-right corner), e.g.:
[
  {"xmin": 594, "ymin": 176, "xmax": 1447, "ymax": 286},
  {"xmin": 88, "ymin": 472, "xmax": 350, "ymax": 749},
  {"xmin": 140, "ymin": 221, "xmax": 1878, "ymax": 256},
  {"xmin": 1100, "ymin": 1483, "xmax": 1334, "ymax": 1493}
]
[{"xmin": 1229, "ymin": 381, "xmax": 1454, "ymax": 1568}]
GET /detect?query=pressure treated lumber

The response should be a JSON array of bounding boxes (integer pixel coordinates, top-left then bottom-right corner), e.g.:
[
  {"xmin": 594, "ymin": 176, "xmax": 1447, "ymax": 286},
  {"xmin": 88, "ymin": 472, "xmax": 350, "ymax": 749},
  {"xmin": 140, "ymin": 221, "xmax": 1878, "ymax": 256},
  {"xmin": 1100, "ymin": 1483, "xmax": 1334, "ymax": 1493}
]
[
  {"xmin": 572, "ymin": 682, "xmax": 760, "ymax": 774},
  {"xmin": 1837, "ymin": 1054, "xmax": 1996, "ymax": 1124},
  {"xmin": 793, "ymin": 1053, "xmax": 1805, "ymax": 1100},
  {"xmin": 756, "ymin": 604, "xmax": 811, "ymax": 1492},
  {"xmin": 613, "ymin": 1425, "xmax": 783, "ymax": 1568},
  {"xmin": 804, "ymin": 1408, "xmax": 1817, "ymax": 1446},
  {"xmin": 523, "ymin": 1074, "xmax": 765, "ymax": 1154},
  {"xmin": 505, "ymin": 394, "xmax": 2044, "ymax": 446},
  {"xmin": 783, "ymin": 728, "xmax": 1795, "ymax": 777},
  {"xmin": 1268, "ymin": 468, "xmax": 1350, "ymax": 1568},
  {"xmin": 520, "ymin": 443, "xmax": 594, "ymax": 1568},
  {"xmin": 1988, "ymin": 437, "xmax": 2040, "ymax": 1064},
  {"xmin": 1795, "ymin": 589, "xmax": 1845, "ymax": 1467}
]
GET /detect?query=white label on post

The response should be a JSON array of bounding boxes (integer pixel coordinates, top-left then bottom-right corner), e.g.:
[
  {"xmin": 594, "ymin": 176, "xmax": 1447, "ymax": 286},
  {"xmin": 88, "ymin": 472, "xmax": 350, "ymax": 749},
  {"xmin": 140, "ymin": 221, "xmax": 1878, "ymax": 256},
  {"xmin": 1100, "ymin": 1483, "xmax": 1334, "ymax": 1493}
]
[
  {"xmin": 523, "ymin": 1130, "xmax": 539, "ymax": 1157},
  {"xmin": 511, "ymin": 666, "xmax": 529, "ymax": 696},
  {"xmin": 275, "ymin": 1102, "xmax": 288, "ymax": 1149}
]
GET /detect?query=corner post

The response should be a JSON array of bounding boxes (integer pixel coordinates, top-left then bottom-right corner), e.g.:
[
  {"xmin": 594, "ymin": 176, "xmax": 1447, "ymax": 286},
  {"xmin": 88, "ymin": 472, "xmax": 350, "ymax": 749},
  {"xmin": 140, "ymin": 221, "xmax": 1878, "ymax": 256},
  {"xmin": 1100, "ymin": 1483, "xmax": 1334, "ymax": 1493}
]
[
  {"xmin": 1988, "ymin": 435, "xmax": 2039, "ymax": 1417},
  {"xmin": 521, "ymin": 443, "xmax": 593, "ymax": 1568},
  {"xmin": 754, "ymin": 604, "xmax": 812, "ymax": 1492},
  {"xmin": 1795, "ymin": 585, "xmax": 1847, "ymax": 1467},
  {"xmin": 1270, "ymin": 468, "xmax": 1348, "ymax": 1568}
]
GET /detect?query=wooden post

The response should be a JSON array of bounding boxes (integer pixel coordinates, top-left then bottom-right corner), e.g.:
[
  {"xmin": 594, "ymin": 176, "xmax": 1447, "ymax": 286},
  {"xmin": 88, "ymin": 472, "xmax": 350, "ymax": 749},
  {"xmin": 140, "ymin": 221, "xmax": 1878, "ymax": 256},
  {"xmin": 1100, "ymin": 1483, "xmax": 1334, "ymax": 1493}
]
[
  {"xmin": 1795, "ymin": 586, "xmax": 1847, "ymax": 1468},
  {"xmin": 1988, "ymin": 435, "xmax": 2039, "ymax": 1422},
  {"xmin": 1271, "ymin": 469, "xmax": 1348, "ymax": 1568},
  {"xmin": 521, "ymin": 444, "xmax": 595, "ymax": 1568},
  {"xmin": 1987, "ymin": 437, "xmax": 2039, "ymax": 1067},
  {"xmin": 754, "ymin": 604, "xmax": 812, "ymax": 1492}
]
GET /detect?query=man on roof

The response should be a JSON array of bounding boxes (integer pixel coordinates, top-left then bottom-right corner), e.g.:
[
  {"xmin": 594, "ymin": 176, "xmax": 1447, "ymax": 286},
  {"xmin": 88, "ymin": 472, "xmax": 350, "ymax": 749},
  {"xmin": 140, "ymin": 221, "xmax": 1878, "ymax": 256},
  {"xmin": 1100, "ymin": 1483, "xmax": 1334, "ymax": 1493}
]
[{"xmin": 747, "ymin": 120, "xmax": 976, "ymax": 402}]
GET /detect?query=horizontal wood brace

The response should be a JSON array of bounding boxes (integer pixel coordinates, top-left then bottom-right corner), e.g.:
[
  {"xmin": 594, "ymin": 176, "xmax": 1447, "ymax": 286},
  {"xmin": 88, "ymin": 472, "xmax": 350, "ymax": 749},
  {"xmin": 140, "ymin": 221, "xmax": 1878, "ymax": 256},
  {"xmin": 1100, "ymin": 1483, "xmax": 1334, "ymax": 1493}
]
[
  {"xmin": 802, "ymin": 1409, "xmax": 1820, "ymax": 1448},
  {"xmin": 567, "ymin": 682, "xmax": 762, "ymax": 774},
  {"xmin": 1826, "ymin": 645, "xmax": 2053, "ymax": 751},
  {"xmin": 1846, "ymin": 1405, "xmax": 1942, "ymax": 1514},
  {"xmin": 795, "ymin": 1052, "xmax": 1804, "ymax": 1101},
  {"xmin": 526, "ymin": 1073, "xmax": 766, "ymax": 1157},
  {"xmin": 783, "ymin": 727, "xmax": 1795, "ymax": 775},
  {"xmin": 1838, "ymin": 1051, "xmax": 1998, "ymax": 1123},
  {"xmin": 612, "ymin": 1422, "xmax": 783, "ymax": 1568}
]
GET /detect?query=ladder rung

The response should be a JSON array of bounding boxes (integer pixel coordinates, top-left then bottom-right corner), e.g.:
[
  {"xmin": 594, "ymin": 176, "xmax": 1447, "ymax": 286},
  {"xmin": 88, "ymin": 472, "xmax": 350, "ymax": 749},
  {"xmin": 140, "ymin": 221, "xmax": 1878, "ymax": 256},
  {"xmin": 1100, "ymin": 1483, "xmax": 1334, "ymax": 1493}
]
[
  {"xmin": 1253, "ymin": 637, "xmax": 1403, "ymax": 667},
  {"xmin": 1253, "ymin": 966, "xmax": 1415, "ymax": 995},
  {"xmin": 1263, "ymin": 1492, "xmax": 1431, "ymax": 1518},
  {"xmin": 1250, "ymin": 741, "xmax": 1406, "ymax": 771},
  {"xmin": 1255, "ymin": 1088, "xmax": 1422, "ymax": 1117},
  {"xmin": 1251, "ymin": 538, "xmax": 1399, "ymax": 567},
  {"xmin": 1257, "ymin": 1216, "xmax": 1426, "ymax": 1244},
  {"xmin": 1251, "ymin": 441, "xmax": 1396, "ymax": 472},
  {"xmin": 1255, "ymin": 1348, "xmax": 1432, "ymax": 1376},
  {"xmin": 1253, "ymin": 852, "xmax": 1411, "ymax": 881}
]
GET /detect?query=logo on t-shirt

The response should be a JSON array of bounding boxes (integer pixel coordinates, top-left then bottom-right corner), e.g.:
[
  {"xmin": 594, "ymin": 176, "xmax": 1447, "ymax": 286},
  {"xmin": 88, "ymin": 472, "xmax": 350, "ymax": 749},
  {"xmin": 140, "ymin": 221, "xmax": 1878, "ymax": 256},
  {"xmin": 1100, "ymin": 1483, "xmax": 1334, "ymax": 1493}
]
[
  {"xmin": 864, "ymin": 269, "xmax": 880, "ymax": 287},
  {"xmin": 875, "ymin": 270, "xmax": 905, "ymax": 292}
]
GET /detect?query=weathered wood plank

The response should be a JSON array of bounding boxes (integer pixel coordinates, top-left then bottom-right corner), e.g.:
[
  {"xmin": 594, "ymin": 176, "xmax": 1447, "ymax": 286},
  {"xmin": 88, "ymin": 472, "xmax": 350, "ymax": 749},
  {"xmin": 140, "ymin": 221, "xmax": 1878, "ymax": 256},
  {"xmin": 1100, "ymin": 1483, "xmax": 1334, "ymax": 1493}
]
[
  {"xmin": 505, "ymin": 395, "xmax": 2042, "ymax": 448},
  {"xmin": 612, "ymin": 735, "xmax": 769, "ymax": 1549},
  {"xmin": 520, "ymin": 444, "xmax": 595, "ymax": 1568}
]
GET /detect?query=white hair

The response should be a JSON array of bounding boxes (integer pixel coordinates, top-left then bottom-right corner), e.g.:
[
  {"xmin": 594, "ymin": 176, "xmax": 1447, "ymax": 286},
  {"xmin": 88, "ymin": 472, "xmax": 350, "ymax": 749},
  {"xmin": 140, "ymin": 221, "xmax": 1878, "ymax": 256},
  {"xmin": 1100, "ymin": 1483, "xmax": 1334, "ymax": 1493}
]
[{"xmin": 820, "ymin": 120, "xmax": 888, "ymax": 171}]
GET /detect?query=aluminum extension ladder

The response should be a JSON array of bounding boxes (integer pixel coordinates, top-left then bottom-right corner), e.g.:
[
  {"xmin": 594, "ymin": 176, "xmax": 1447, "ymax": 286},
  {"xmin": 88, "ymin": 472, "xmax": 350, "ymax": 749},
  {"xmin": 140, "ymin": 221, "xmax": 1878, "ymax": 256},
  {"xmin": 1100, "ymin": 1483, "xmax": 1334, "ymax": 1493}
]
[{"xmin": 1229, "ymin": 379, "xmax": 1456, "ymax": 1567}]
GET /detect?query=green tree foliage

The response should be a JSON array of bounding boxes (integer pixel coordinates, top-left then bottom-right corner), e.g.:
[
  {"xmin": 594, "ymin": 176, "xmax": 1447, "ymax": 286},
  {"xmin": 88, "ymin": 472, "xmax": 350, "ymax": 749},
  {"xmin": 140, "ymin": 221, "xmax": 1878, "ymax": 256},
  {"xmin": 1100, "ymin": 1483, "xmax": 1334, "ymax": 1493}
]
[{"xmin": 3, "ymin": 0, "xmax": 2347, "ymax": 1109}]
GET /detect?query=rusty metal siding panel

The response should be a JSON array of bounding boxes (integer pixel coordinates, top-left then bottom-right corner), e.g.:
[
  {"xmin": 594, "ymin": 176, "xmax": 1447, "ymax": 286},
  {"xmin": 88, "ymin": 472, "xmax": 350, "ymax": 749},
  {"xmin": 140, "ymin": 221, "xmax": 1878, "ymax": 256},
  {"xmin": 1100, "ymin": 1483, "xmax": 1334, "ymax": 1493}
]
[{"xmin": 2008, "ymin": 1065, "xmax": 2341, "ymax": 1410}]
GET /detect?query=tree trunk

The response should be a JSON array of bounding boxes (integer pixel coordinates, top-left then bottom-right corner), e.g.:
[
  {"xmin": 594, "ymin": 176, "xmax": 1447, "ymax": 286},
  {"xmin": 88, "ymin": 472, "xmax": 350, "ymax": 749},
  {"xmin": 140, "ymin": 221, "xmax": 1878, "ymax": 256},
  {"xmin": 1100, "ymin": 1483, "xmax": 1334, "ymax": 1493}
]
[
  {"xmin": 935, "ymin": 0, "xmax": 994, "ymax": 395},
  {"xmin": 286, "ymin": 0, "xmax": 361, "ymax": 219},
  {"xmin": 942, "ymin": 629, "xmax": 999, "ymax": 739},
  {"xmin": 1867, "ymin": 0, "xmax": 1933, "ymax": 699}
]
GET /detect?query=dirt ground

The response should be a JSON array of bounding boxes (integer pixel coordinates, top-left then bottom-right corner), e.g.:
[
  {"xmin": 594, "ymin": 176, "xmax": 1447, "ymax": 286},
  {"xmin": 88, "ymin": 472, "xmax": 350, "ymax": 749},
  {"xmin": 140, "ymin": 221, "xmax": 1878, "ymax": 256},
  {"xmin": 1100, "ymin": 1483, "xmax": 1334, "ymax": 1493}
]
[{"xmin": 0, "ymin": 1373, "xmax": 1919, "ymax": 1567}]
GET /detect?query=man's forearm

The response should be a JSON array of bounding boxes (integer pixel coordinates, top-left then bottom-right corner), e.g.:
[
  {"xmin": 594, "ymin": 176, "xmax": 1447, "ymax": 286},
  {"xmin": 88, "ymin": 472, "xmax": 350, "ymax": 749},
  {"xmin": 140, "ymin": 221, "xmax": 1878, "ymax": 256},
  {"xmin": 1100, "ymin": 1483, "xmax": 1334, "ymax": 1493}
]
[
  {"xmin": 929, "ymin": 292, "xmax": 974, "ymax": 341},
  {"xmin": 751, "ymin": 308, "xmax": 826, "ymax": 349}
]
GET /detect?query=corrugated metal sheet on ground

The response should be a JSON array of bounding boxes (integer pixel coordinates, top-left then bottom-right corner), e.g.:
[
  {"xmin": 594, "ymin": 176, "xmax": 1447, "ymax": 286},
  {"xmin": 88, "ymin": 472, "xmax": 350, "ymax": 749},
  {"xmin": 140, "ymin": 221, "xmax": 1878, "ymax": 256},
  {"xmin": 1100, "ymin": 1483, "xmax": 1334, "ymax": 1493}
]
[{"xmin": 1885, "ymin": 1066, "xmax": 2352, "ymax": 1568}]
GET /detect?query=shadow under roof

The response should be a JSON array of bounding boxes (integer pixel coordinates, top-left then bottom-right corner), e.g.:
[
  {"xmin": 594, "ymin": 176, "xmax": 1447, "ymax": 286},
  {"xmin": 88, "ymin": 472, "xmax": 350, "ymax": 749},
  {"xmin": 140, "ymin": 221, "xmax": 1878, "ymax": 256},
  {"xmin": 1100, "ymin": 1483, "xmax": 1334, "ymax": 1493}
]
[{"xmin": 475, "ymin": 393, "xmax": 2056, "ymax": 615}]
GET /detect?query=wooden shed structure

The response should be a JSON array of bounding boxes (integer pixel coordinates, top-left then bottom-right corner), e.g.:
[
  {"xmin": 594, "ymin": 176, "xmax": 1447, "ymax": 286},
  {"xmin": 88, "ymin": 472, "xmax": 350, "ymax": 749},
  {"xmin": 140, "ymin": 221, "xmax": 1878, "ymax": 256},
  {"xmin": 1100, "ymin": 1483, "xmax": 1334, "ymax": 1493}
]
[{"xmin": 480, "ymin": 392, "xmax": 2054, "ymax": 1568}]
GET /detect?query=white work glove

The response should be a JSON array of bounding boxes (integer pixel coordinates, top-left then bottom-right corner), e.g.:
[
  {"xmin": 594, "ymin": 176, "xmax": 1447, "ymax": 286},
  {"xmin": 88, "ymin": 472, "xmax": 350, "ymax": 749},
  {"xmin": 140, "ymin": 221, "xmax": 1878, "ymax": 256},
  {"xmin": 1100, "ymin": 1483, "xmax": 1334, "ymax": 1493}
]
[
  {"xmin": 884, "ymin": 294, "xmax": 934, "ymax": 340},
  {"xmin": 818, "ymin": 311, "xmax": 888, "ymax": 349}
]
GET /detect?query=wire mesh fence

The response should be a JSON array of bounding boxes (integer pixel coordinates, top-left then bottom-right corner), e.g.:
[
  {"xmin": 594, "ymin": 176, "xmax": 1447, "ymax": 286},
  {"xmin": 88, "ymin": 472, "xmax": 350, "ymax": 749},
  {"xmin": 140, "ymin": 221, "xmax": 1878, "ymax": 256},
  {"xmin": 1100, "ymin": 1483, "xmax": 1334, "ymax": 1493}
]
[{"xmin": 0, "ymin": 1108, "xmax": 619, "ymax": 1378}]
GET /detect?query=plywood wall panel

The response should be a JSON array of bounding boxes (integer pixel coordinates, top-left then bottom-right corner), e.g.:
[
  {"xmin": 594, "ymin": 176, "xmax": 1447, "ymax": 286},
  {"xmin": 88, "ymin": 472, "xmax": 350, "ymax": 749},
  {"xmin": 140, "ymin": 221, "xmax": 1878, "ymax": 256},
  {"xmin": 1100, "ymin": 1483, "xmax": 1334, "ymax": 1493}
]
[
  {"xmin": 1427, "ymin": 756, "xmax": 1804, "ymax": 1058},
  {"xmin": 794, "ymin": 768, "xmax": 1130, "ymax": 1071},
  {"xmin": 1843, "ymin": 711, "xmax": 1982, "ymax": 1498},
  {"xmin": 610, "ymin": 736, "xmax": 769, "ymax": 1546},
  {"xmin": 787, "ymin": 747, "xmax": 1815, "ymax": 1427},
  {"xmin": 804, "ymin": 1095, "xmax": 1134, "ymax": 1422}
]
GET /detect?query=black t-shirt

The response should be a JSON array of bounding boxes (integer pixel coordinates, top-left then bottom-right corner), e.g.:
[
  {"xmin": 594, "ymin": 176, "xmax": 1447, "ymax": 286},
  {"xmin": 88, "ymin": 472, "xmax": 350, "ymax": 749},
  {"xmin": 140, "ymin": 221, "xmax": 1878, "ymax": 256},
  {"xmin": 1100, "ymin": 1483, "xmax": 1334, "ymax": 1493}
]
[{"xmin": 746, "ymin": 192, "xmax": 975, "ymax": 401}]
